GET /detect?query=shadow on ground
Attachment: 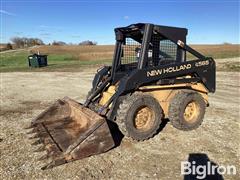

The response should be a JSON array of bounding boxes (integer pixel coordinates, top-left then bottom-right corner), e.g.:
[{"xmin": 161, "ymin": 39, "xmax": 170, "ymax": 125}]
[
  {"xmin": 184, "ymin": 153, "xmax": 224, "ymax": 180},
  {"xmin": 108, "ymin": 118, "xmax": 169, "ymax": 148}
]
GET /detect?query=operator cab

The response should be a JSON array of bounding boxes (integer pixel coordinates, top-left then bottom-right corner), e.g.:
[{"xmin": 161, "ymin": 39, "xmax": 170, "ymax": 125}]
[{"xmin": 113, "ymin": 23, "xmax": 188, "ymax": 74}]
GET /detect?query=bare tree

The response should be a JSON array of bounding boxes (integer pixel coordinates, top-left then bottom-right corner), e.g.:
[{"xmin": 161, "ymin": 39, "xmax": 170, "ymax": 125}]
[
  {"xmin": 52, "ymin": 41, "xmax": 67, "ymax": 45},
  {"xmin": 10, "ymin": 37, "xmax": 44, "ymax": 48},
  {"xmin": 79, "ymin": 40, "xmax": 97, "ymax": 46},
  {"xmin": 11, "ymin": 37, "xmax": 24, "ymax": 48},
  {"xmin": 223, "ymin": 42, "xmax": 232, "ymax": 45}
]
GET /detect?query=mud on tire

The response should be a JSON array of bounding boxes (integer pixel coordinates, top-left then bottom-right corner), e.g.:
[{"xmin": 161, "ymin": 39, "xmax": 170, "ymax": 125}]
[
  {"xmin": 116, "ymin": 92, "xmax": 163, "ymax": 141},
  {"xmin": 168, "ymin": 90, "xmax": 206, "ymax": 131}
]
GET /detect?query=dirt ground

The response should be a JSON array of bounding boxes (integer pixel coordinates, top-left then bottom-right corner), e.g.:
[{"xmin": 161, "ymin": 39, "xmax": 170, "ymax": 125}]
[{"xmin": 0, "ymin": 58, "xmax": 239, "ymax": 179}]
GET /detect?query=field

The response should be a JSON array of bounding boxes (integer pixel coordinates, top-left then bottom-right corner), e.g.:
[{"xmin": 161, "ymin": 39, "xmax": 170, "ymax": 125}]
[
  {"xmin": 0, "ymin": 46, "xmax": 113, "ymax": 72},
  {"xmin": 0, "ymin": 57, "xmax": 239, "ymax": 179},
  {"xmin": 0, "ymin": 44, "xmax": 239, "ymax": 72},
  {"xmin": 0, "ymin": 45, "xmax": 239, "ymax": 179}
]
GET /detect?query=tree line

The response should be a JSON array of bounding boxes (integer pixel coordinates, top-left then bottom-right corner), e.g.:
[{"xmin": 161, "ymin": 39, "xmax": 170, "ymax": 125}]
[
  {"xmin": 9, "ymin": 37, "xmax": 97, "ymax": 48},
  {"xmin": 10, "ymin": 37, "xmax": 44, "ymax": 48},
  {"xmin": 51, "ymin": 40, "xmax": 97, "ymax": 46},
  {"xmin": 0, "ymin": 37, "xmax": 98, "ymax": 51}
]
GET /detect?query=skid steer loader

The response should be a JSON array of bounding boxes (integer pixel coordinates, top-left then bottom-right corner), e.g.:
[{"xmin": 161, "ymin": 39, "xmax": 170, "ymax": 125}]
[{"xmin": 26, "ymin": 23, "xmax": 216, "ymax": 169}]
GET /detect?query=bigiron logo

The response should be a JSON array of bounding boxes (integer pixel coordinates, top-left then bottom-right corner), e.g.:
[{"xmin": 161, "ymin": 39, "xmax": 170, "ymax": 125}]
[
  {"xmin": 147, "ymin": 64, "xmax": 192, "ymax": 77},
  {"xmin": 181, "ymin": 161, "xmax": 237, "ymax": 179}
]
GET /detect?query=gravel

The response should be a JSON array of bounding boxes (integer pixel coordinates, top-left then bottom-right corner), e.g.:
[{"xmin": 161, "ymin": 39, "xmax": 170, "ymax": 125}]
[{"xmin": 0, "ymin": 59, "xmax": 239, "ymax": 179}]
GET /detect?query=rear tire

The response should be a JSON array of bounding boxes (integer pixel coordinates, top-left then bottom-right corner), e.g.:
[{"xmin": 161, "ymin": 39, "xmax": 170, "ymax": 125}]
[
  {"xmin": 168, "ymin": 91, "xmax": 206, "ymax": 131},
  {"xmin": 116, "ymin": 93, "xmax": 163, "ymax": 141}
]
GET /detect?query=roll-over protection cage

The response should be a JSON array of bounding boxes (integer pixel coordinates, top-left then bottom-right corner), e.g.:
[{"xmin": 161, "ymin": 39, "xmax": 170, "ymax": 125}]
[{"xmin": 112, "ymin": 23, "xmax": 207, "ymax": 80}]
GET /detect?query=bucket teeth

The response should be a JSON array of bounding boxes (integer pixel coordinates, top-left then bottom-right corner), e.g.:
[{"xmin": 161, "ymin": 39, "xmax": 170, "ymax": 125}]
[
  {"xmin": 38, "ymin": 154, "xmax": 48, "ymax": 161},
  {"xmin": 31, "ymin": 139, "xmax": 42, "ymax": 145},
  {"xmin": 41, "ymin": 164, "xmax": 52, "ymax": 170},
  {"xmin": 24, "ymin": 124, "xmax": 37, "ymax": 129},
  {"xmin": 26, "ymin": 128, "xmax": 38, "ymax": 134},
  {"xmin": 29, "ymin": 133, "xmax": 39, "ymax": 139},
  {"xmin": 24, "ymin": 125, "xmax": 33, "ymax": 130},
  {"xmin": 26, "ymin": 129, "xmax": 34, "ymax": 134},
  {"xmin": 41, "ymin": 161, "xmax": 56, "ymax": 170},
  {"xmin": 33, "ymin": 146, "xmax": 45, "ymax": 152},
  {"xmin": 41, "ymin": 158, "xmax": 67, "ymax": 170}
]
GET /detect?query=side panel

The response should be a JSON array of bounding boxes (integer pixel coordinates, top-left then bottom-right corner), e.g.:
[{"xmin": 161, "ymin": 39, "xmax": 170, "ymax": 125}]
[
  {"xmin": 148, "ymin": 89, "xmax": 176, "ymax": 117},
  {"xmin": 117, "ymin": 58, "xmax": 216, "ymax": 95},
  {"xmin": 138, "ymin": 83, "xmax": 209, "ymax": 118}
]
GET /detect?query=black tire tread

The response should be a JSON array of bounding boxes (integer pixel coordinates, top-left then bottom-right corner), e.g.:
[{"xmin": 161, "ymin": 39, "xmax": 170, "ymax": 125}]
[
  {"xmin": 116, "ymin": 93, "xmax": 139, "ymax": 136},
  {"xmin": 116, "ymin": 92, "xmax": 163, "ymax": 141},
  {"xmin": 169, "ymin": 90, "xmax": 206, "ymax": 131}
]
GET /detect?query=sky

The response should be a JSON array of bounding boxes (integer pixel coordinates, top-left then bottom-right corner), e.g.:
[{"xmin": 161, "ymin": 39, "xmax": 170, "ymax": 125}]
[{"xmin": 0, "ymin": 0, "xmax": 239, "ymax": 45}]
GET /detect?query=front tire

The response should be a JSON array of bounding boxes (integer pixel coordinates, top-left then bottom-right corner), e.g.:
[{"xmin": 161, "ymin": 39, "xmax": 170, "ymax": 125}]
[{"xmin": 116, "ymin": 93, "xmax": 163, "ymax": 141}]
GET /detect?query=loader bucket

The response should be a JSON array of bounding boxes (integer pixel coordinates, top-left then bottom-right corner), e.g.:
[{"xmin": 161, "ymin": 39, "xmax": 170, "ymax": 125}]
[{"xmin": 26, "ymin": 97, "xmax": 115, "ymax": 170}]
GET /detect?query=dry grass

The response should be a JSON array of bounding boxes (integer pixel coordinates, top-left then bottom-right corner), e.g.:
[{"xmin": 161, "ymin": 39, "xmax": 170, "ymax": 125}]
[
  {"xmin": 189, "ymin": 44, "xmax": 240, "ymax": 59},
  {"xmin": 1, "ymin": 44, "xmax": 239, "ymax": 72},
  {"xmin": 32, "ymin": 45, "xmax": 115, "ymax": 61},
  {"xmin": 31, "ymin": 44, "xmax": 239, "ymax": 60},
  {"xmin": 0, "ymin": 44, "xmax": 6, "ymax": 48},
  {"xmin": 0, "ymin": 44, "xmax": 7, "ymax": 51}
]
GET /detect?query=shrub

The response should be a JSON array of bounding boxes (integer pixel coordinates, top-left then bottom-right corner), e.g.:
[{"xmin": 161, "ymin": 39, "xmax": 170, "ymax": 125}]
[
  {"xmin": 6, "ymin": 43, "xmax": 13, "ymax": 50},
  {"xmin": 79, "ymin": 40, "xmax": 97, "ymax": 46},
  {"xmin": 52, "ymin": 41, "xmax": 67, "ymax": 46},
  {"xmin": 10, "ymin": 37, "xmax": 44, "ymax": 48}
]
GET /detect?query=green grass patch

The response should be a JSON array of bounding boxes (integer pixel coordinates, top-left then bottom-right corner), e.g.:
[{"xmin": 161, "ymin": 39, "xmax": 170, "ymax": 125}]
[{"xmin": 0, "ymin": 51, "xmax": 111, "ymax": 72}]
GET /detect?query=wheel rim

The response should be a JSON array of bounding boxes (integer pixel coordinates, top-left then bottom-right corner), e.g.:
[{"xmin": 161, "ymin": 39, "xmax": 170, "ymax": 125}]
[
  {"xmin": 183, "ymin": 101, "xmax": 200, "ymax": 123},
  {"xmin": 134, "ymin": 106, "xmax": 155, "ymax": 130}
]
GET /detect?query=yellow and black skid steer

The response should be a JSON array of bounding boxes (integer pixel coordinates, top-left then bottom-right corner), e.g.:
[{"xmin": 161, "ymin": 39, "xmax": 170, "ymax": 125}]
[{"xmin": 26, "ymin": 23, "xmax": 216, "ymax": 169}]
